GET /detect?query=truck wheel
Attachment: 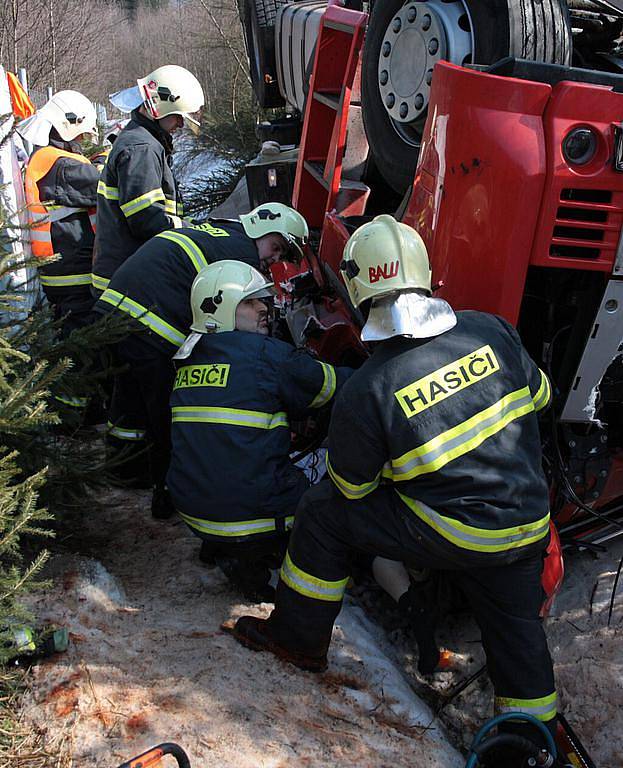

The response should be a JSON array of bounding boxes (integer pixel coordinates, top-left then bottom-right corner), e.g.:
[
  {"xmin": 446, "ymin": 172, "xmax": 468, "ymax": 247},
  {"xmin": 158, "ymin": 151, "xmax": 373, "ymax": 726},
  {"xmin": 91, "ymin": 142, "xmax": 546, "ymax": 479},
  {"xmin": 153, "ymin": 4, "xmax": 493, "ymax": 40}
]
[
  {"xmin": 239, "ymin": 0, "xmax": 289, "ymax": 108},
  {"xmin": 362, "ymin": 0, "xmax": 572, "ymax": 193}
]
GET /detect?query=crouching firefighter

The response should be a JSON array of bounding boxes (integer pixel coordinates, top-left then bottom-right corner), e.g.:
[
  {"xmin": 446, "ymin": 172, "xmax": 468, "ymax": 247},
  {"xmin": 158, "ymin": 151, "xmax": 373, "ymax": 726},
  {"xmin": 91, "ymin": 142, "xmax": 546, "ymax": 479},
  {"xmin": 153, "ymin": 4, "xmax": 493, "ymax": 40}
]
[
  {"xmin": 19, "ymin": 90, "xmax": 100, "ymax": 336},
  {"xmin": 231, "ymin": 215, "xmax": 559, "ymax": 758},
  {"xmin": 94, "ymin": 203, "xmax": 309, "ymax": 518},
  {"xmin": 167, "ymin": 260, "xmax": 352, "ymax": 602}
]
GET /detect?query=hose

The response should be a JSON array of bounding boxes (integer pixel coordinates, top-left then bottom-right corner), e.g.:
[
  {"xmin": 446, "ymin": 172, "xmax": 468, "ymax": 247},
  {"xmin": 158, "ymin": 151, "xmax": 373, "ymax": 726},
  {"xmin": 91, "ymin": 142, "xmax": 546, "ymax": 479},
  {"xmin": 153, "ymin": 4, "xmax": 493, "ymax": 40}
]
[{"xmin": 464, "ymin": 713, "xmax": 557, "ymax": 768}]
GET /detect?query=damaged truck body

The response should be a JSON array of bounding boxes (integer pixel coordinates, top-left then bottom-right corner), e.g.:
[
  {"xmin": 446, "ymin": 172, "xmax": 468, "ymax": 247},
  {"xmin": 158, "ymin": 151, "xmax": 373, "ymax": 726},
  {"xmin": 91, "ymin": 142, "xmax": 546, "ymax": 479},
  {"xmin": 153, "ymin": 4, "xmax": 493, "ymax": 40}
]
[{"xmin": 239, "ymin": 0, "xmax": 623, "ymax": 552}]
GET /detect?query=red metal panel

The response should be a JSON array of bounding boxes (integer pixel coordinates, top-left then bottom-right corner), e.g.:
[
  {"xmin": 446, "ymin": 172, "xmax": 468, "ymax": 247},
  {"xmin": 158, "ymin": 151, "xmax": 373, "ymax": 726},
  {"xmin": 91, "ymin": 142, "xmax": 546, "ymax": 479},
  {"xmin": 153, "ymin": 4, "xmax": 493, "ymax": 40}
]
[
  {"xmin": 405, "ymin": 62, "xmax": 551, "ymax": 325},
  {"xmin": 530, "ymin": 81, "xmax": 623, "ymax": 272}
]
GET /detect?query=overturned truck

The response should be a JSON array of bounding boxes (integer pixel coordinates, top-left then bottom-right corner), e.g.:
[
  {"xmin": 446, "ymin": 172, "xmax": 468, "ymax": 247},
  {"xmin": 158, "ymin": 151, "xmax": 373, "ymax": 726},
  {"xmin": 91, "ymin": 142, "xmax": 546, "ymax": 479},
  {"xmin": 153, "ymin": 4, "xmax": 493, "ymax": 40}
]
[{"xmin": 239, "ymin": 0, "xmax": 623, "ymax": 553}]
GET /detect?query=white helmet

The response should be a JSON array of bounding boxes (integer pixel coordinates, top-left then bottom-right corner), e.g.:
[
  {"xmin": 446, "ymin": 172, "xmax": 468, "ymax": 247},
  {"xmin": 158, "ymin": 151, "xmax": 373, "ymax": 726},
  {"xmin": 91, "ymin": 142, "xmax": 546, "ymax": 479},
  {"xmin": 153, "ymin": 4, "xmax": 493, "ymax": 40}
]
[
  {"xmin": 190, "ymin": 260, "xmax": 274, "ymax": 334},
  {"xmin": 17, "ymin": 90, "xmax": 97, "ymax": 145},
  {"xmin": 239, "ymin": 203, "xmax": 309, "ymax": 260},
  {"xmin": 137, "ymin": 65, "xmax": 205, "ymax": 133}
]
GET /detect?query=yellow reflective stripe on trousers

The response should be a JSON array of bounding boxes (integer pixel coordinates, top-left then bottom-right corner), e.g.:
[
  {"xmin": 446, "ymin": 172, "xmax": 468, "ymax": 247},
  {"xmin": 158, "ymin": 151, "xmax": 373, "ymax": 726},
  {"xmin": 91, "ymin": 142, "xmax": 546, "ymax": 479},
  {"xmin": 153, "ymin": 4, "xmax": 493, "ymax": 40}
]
[
  {"xmin": 326, "ymin": 454, "xmax": 380, "ymax": 500},
  {"xmin": 384, "ymin": 387, "xmax": 535, "ymax": 483},
  {"xmin": 164, "ymin": 199, "xmax": 177, "ymax": 215},
  {"xmin": 495, "ymin": 692, "xmax": 557, "ymax": 722},
  {"xmin": 172, "ymin": 406, "xmax": 289, "ymax": 430},
  {"xmin": 39, "ymin": 273, "xmax": 92, "ymax": 287},
  {"xmin": 91, "ymin": 274, "xmax": 110, "ymax": 292},
  {"xmin": 533, "ymin": 369, "xmax": 551, "ymax": 412},
  {"xmin": 179, "ymin": 511, "xmax": 294, "ymax": 537},
  {"xmin": 280, "ymin": 550, "xmax": 349, "ymax": 602},
  {"xmin": 106, "ymin": 422, "xmax": 146, "ymax": 441},
  {"xmin": 97, "ymin": 180, "xmax": 119, "ymax": 200},
  {"xmin": 310, "ymin": 361, "xmax": 337, "ymax": 408},
  {"xmin": 120, "ymin": 188, "xmax": 166, "ymax": 217},
  {"xmin": 99, "ymin": 288, "xmax": 186, "ymax": 347},
  {"xmin": 396, "ymin": 492, "xmax": 550, "ymax": 553},
  {"xmin": 55, "ymin": 394, "xmax": 88, "ymax": 408},
  {"xmin": 155, "ymin": 230, "xmax": 208, "ymax": 273}
]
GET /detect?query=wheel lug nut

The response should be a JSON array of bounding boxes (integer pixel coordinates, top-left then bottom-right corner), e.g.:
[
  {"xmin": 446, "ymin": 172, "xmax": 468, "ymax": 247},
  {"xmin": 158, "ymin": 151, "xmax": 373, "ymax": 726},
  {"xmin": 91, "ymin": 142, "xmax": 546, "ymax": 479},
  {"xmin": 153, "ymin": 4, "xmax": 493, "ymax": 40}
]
[
  {"xmin": 400, "ymin": 102, "xmax": 409, "ymax": 118},
  {"xmin": 422, "ymin": 14, "xmax": 432, "ymax": 31},
  {"xmin": 393, "ymin": 17, "xmax": 402, "ymax": 33},
  {"xmin": 386, "ymin": 93, "xmax": 395, "ymax": 108},
  {"xmin": 380, "ymin": 70, "xmax": 389, "ymax": 86},
  {"xmin": 407, "ymin": 6, "xmax": 417, "ymax": 22},
  {"xmin": 426, "ymin": 69, "xmax": 433, "ymax": 85},
  {"xmin": 414, "ymin": 93, "xmax": 424, "ymax": 110},
  {"xmin": 428, "ymin": 38, "xmax": 439, "ymax": 55},
  {"xmin": 383, "ymin": 41, "xmax": 391, "ymax": 57}
]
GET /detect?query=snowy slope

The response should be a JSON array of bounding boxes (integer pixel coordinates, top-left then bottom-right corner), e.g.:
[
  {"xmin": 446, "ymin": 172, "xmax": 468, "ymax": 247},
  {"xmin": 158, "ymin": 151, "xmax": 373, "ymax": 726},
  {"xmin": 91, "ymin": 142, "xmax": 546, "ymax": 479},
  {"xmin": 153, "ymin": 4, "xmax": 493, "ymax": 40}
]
[{"xmin": 23, "ymin": 487, "xmax": 462, "ymax": 767}]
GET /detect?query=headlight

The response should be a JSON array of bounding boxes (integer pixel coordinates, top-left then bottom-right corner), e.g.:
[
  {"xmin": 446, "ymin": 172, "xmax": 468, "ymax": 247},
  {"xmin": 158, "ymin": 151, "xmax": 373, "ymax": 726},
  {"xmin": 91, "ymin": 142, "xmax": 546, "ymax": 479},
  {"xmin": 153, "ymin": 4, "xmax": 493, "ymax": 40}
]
[{"xmin": 562, "ymin": 127, "xmax": 597, "ymax": 166}]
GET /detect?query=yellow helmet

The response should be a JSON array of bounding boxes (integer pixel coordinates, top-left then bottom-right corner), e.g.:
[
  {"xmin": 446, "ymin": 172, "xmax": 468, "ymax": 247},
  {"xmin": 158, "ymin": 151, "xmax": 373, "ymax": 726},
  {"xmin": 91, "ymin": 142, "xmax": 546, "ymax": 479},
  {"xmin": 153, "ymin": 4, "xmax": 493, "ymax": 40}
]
[
  {"xmin": 340, "ymin": 215, "xmax": 432, "ymax": 308},
  {"xmin": 137, "ymin": 65, "xmax": 205, "ymax": 133},
  {"xmin": 239, "ymin": 203, "xmax": 309, "ymax": 259},
  {"xmin": 190, "ymin": 260, "xmax": 274, "ymax": 334}
]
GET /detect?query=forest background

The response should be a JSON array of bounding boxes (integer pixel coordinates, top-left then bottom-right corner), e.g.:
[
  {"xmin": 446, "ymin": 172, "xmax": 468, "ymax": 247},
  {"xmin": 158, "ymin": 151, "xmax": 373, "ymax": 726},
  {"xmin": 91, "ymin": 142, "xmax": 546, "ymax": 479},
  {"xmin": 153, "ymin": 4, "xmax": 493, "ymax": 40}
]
[{"xmin": 1, "ymin": 0, "xmax": 258, "ymax": 184}]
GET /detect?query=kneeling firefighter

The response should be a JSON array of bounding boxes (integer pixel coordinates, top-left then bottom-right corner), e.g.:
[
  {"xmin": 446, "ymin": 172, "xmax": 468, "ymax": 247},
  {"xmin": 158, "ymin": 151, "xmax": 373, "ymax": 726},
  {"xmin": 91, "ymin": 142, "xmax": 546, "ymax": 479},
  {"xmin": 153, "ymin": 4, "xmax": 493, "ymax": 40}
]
[
  {"xmin": 167, "ymin": 260, "xmax": 352, "ymax": 601},
  {"xmin": 94, "ymin": 203, "xmax": 310, "ymax": 518},
  {"xmin": 232, "ymin": 215, "xmax": 559, "ymax": 759}
]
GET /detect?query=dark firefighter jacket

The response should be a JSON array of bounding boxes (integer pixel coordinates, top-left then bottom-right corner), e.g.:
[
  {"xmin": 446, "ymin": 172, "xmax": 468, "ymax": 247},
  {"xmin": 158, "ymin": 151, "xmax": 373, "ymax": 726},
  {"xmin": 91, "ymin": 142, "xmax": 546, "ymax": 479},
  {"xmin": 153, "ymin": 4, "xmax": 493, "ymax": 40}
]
[
  {"xmin": 93, "ymin": 222, "xmax": 259, "ymax": 354},
  {"xmin": 167, "ymin": 331, "xmax": 351, "ymax": 542},
  {"xmin": 326, "ymin": 311, "xmax": 552, "ymax": 567},
  {"xmin": 25, "ymin": 132, "xmax": 99, "ymax": 313},
  {"xmin": 92, "ymin": 109, "xmax": 181, "ymax": 292}
]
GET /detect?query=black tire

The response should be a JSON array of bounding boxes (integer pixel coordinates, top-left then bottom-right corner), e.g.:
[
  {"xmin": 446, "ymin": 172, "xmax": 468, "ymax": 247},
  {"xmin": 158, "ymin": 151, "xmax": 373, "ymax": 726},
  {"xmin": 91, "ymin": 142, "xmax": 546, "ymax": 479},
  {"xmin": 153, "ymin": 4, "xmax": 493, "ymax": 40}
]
[
  {"xmin": 239, "ymin": 0, "xmax": 289, "ymax": 108},
  {"xmin": 362, "ymin": 0, "xmax": 573, "ymax": 193}
]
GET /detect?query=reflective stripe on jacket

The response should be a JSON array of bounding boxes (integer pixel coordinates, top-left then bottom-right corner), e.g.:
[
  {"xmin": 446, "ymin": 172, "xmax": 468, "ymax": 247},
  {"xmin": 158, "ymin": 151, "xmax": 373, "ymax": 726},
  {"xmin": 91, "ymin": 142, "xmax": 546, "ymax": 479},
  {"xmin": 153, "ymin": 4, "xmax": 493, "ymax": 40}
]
[
  {"xmin": 25, "ymin": 146, "xmax": 96, "ymax": 260},
  {"xmin": 93, "ymin": 109, "xmax": 180, "ymax": 287},
  {"xmin": 167, "ymin": 332, "xmax": 351, "ymax": 542},
  {"xmin": 326, "ymin": 311, "xmax": 552, "ymax": 564},
  {"xmin": 94, "ymin": 222, "xmax": 259, "ymax": 354}
]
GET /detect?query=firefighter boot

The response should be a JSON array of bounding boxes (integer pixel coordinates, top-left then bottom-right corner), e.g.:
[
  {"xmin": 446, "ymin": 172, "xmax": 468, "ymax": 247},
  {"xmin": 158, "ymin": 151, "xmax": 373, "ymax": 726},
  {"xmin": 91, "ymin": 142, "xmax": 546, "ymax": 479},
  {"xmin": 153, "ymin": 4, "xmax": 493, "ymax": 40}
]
[
  {"xmin": 215, "ymin": 554, "xmax": 275, "ymax": 604},
  {"xmin": 151, "ymin": 484, "xmax": 175, "ymax": 520},
  {"xmin": 232, "ymin": 615, "xmax": 328, "ymax": 672},
  {"xmin": 398, "ymin": 578, "xmax": 440, "ymax": 674}
]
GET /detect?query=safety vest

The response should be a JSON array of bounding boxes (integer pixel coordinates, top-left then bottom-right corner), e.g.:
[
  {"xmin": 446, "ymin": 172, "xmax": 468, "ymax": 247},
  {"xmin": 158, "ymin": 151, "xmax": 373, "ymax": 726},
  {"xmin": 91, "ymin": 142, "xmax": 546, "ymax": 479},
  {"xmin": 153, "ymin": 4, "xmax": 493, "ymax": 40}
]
[{"xmin": 24, "ymin": 146, "xmax": 96, "ymax": 260}]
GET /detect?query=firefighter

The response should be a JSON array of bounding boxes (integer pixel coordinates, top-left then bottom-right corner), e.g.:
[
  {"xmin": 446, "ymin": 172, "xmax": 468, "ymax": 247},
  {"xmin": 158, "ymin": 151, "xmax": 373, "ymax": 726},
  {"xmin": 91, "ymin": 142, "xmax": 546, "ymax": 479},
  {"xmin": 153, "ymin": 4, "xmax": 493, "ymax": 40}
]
[
  {"xmin": 167, "ymin": 260, "xmax": 351, "ymax": 601},
  {"xmin": 92, "ymin": 65, "xmax": 205, "ymax": 295},
  {"xmin": 18, "ymin": 90, "xmax": 100, "ymax": 336},
  {"xmin": 93, "ymin": 203, "xmax": 309, "ymax": 519},
  {"xmin": 232, "ymin": 215, "xmax": 558, "ymax": 757}
]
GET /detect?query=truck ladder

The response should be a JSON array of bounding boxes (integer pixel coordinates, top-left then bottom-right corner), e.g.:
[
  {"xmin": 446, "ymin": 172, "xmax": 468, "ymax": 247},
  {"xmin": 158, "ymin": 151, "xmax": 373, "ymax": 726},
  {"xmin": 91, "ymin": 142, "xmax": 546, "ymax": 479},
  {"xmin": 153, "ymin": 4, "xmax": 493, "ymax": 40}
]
[{"xmin": 292, "ymin": 2, "xmax": 369, "ymax": 229}]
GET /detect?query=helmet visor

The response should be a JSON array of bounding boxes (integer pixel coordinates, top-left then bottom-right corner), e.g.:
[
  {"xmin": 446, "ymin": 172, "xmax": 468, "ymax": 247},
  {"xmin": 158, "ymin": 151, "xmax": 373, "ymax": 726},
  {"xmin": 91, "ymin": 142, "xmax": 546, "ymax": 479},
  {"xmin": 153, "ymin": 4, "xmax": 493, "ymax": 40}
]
[
  {"xmin": 183, "ymin": 111, "xmax": 202, "ymax": 135},
  {"xmin": 283, "ymin": 233, "xmax": 306, "ymax": 261},
  {"xmin": 245, "ymin": 284, "xmax": 275, "ymax": 301}
]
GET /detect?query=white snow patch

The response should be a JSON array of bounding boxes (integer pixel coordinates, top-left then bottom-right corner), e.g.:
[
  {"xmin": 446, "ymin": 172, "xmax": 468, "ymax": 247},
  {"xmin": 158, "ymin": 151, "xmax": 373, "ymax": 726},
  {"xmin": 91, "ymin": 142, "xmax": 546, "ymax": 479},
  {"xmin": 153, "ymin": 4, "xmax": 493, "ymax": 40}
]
[
  {"xmin": 335, "ymin": 601, "xmax": 453, "ymax": 736},
  {"xmin": 76, "ymin": 558, "xmax": 127, "ymax": 608}
]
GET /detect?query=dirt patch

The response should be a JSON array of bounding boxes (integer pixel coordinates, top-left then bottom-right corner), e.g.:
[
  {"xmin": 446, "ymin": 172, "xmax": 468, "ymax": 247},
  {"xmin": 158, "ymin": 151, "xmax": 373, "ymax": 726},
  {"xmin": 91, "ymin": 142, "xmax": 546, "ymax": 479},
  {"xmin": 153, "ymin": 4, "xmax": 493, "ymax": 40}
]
[{"xmin": 22, "ymin": 487, "xmax": 462, "ymax": 767}]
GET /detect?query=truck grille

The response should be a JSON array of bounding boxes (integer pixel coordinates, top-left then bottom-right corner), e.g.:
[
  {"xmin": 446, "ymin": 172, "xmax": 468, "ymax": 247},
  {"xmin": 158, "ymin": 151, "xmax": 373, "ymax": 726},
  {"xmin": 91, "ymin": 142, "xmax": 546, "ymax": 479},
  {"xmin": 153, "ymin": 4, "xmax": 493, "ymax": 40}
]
[{"xmin": 550, "ymin": 189, "xmax": 615, "ymax": 260}]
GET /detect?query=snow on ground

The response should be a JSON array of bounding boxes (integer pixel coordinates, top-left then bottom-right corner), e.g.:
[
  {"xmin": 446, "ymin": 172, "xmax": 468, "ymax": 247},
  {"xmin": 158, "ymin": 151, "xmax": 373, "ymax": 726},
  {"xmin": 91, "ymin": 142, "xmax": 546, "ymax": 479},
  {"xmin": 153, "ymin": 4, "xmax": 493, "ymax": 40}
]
[
  {"xmin": 356, "ymin": 538, "xmax": 623, "ymax": 767},
  {"xmin": 23, "ymin": 487, "xmax": 462, "ymax": 767}
]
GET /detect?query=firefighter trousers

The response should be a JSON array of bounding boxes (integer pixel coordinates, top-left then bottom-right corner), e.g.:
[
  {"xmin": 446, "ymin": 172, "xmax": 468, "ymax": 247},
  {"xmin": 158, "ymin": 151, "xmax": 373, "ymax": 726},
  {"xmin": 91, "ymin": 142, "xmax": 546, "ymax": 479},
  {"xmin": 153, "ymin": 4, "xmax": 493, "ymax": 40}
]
[
  {"xmin": 109, "ymin": 336, "xmax": 176, "ymax": 488},
  {"xmin": 268, "ymin": 478, "xmax": 557, "ymax": 735}
]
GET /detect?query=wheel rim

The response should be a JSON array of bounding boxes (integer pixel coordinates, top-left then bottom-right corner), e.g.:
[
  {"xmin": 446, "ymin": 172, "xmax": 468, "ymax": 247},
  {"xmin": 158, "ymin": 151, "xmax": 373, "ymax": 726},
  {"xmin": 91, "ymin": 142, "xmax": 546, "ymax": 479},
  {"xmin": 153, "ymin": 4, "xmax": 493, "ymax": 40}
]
[{"xmin": 377, "ymin": 0, "xmax": 474, "ymax": 146}]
